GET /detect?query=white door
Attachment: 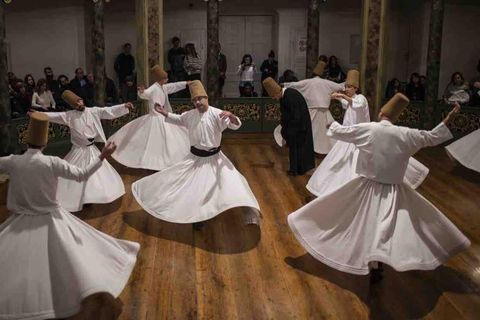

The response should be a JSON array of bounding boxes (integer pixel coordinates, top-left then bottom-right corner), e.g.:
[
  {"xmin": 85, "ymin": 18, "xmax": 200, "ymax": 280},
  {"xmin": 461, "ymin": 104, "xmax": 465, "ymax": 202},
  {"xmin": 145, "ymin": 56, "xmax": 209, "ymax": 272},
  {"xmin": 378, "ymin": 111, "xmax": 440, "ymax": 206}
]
[
  {"xmin": 179, "ymin": 29, "xmax": 207, "ymax": 82},
  {"xmin": 220, "ymin": 15, "xmax": 273, "ymax": 98}
]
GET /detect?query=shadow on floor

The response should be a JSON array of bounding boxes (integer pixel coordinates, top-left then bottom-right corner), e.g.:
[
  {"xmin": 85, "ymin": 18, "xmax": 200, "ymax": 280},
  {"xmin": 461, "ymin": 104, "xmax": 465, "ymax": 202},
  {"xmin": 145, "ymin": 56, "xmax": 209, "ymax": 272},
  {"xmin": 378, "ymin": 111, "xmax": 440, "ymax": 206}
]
[
  {"xmin": 285, "ymin": 253, "xmax": 479, "ymax": 320},
  {"xmin": 66, "ymin": 293, "xmax": 124, "ymax": 320},
  {"xmin": 451, "ymin": 165, "xmax": 480, "ymax": 184},
  {"xmin": 123, "ymin": 208, "xmax": 261, "ymax": 255}
]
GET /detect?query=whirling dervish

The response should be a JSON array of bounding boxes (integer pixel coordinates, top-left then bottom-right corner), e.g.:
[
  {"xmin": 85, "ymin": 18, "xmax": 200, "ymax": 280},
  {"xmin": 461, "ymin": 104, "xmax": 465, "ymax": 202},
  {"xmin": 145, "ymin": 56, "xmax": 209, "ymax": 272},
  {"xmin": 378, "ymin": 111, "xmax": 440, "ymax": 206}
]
[{"xmin": 108, "ymin": 65, "xmax": 191, "ymax": 171}]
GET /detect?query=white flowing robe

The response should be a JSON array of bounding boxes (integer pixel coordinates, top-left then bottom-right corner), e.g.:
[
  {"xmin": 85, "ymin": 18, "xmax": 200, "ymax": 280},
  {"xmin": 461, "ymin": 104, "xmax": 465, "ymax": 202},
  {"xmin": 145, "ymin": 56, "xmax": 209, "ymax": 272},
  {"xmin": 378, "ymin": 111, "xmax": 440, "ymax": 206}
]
[
  {"xmin": 288, "ymin": 120, "xmax": 470, "ymax": 275},
  {"xmin": 44, "ymin": 104, "xmax": 129, "ymax": 212},
  {"xmin": 445, "ymin": 128, "xmax": 480, "ymax": 173},
  {"xmin": 0, "ymin": 149, "xmax": 139, "ymax": 320},
  {"xmin": 307, "ymin": 94, "xmax": 429, "ymax": 196},
  {"xmin": 132, "ymin": 106, "xmax": 260, "ymax": 223},
  {"xmin": 275, "ymin": 77, "xmax": 345, "ymax": 154},
  {"xmin": 108, "ymin": 81, "xmax": 190, "ymax": 171}
]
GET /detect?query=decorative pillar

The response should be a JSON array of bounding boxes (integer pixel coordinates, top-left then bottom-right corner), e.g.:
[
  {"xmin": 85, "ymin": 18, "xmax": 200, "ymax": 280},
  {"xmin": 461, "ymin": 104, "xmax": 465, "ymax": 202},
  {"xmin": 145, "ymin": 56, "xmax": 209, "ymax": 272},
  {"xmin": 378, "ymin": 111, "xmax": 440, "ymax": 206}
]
[
  {"xmin": 147, "ymin": 0, "xmax": 163, "ymax": 74},
  {"xmin": 136, "ymin": 0, "xmax": 149, "ymax": 88},
  {"xmin": 206, "ymin": 0, "xmax": 220, "ymax": 104},
  {"xmin": 360, "ymin": 0, "xmax": 388, "ymax": 121},
  {"xmin": 0, "ymin": 2, "xmax": 10, "ymax": 155},
  {"xmin": 306, "ymin": 0, "xmax": 320, "ymax": 79},
  {"xmin": 424, "ymin": 0, "xmax": 445, "ymax": 129},
  {"xmin": 92, "ymin": 0, "xmax": 106, "ymax": 107}
]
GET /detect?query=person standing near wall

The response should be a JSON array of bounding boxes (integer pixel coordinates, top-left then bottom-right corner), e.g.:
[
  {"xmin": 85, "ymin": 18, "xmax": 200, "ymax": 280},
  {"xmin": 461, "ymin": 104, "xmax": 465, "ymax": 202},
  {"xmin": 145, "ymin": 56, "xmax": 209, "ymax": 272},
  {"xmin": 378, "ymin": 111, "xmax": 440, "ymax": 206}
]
[
  {"xmin": 237, "ymin": 54, "xmax": 257, "ymax": 97},
  {"xmin": 184, "ymin": 43, "xmax": 203, "ymax": 82},
  {"xmin": 114, "ymin": 43, "xmax": 135, "ymax": 87},
  {"xmin": 217, "ymin": 43, "xmax": 227, "ymax": 98},
  {"xmin": 260, "ymin": 50, "xmax": 278, "ymax": 97}
]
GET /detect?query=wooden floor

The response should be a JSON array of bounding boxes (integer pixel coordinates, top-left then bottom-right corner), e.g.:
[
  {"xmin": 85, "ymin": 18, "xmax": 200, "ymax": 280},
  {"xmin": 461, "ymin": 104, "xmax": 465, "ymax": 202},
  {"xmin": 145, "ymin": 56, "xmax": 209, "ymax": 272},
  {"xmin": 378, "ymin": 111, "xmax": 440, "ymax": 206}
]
[{"xmin": 2, "ymin": 133, "xmax": 480, "ymax": 320}]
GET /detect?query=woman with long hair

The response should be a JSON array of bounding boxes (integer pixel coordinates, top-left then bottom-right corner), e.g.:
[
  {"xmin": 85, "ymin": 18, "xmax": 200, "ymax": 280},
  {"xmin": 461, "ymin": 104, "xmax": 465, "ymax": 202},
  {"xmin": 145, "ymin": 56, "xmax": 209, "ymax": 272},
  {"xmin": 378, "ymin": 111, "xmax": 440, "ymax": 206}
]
[
  {"xmin": 406, "ymin": 72, "xmax": 424, "ymax": 101},
  {"xmin": 385, "ymin": 78, "xmax": 403, "ymax": 100},
  {"xmin": 31, "ymin": 78, "xmax": 56, "ymax": 111},
  {"xmin": 237, "ymin": 54, "xmax": 257, "ymax": 96},
  {"xmin": 184, "ymin": 43, "xmax": 203, "ymax": 81},
  {"xmin": 325, "ymin": 55, "xmax": 345, "ymax": 83},
  {"xmin": 444, "ymin": 72, "xmax": 470, "ymax": 105},
  {"xmin": 24, "ymin": 74, "xmax": 35, "ymax": 102}
]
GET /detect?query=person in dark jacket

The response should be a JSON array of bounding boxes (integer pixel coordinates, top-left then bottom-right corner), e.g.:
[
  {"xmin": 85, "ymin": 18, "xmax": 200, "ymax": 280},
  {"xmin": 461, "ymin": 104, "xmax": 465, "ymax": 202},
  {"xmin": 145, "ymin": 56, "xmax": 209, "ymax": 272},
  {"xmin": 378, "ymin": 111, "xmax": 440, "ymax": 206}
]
[
  {"xmin": 217, "ymin": 43, "xmax": 227, "ymax": 98},
  {"xmin": 106, "ymin": 76, "xmax": 119, "ymax": 105},
  {"xmin": 263, "ymin": 77, "xmax": 315, "ymax": 176},
  {"xmin": 69, "ymin": 68, "xmax": 91, "ymax": 106},
  {"xmin": 114, "ymin": 43, "xmax": 135, "ymax": 86},
  {"xmin": 54, "ymin": 75, "xmax": 70, "ymax": 111},
  {"xmin": 406, "ymin": 72, "xmax": 425, "ymax": 101},
  {"xmin": 260, "ymin": 50, "xmax": 278, "ymax": 97},
  {"xmin": 44, "ymin": 67, "xmax": 59, "ymax": 95},
  {"xmin": 121, "ymin": 75, "xmax": 137, "ymax": 103}
]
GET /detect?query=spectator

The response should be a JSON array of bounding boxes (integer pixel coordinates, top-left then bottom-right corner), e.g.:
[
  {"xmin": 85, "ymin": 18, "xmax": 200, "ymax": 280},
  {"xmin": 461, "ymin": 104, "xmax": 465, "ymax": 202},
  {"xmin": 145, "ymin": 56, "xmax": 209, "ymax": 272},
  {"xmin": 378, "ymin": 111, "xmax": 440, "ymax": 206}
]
[
  {"xmin": 237, "ymin": 54, "xmax": 257, "ymax": 96},
  {"xmin": 279, "ymin": 70, "xmax": 298, "ymax": 84},
  {"xmin": 55, "ymin": 75, "xmax": 70, "ymax": 110},
  {"xmin": 260, "ymin": 50, "xmax": 278, "ymax": 97},
  {"xmin": 241, "ymin": 83, "xmax": 258, "ymax": 97},
  {"xmin": 11, "ymin": 82, "xmax": 31, "ymax": 117},
  {"xmin": 7, "ymin": 72, "xmax": 18, "ymax": 91},
  {"xmin": 385, "ymin": 78, "xmax": 403, "ymax": 100},
  {"xmin": 168, "ymin": 36, "xmax": 186, "ymax": 83},
  {"xmin": 69, "ymin": 68, "xmax": 91, "ymax": 106},
  {"xmin": 319, "ymin": 55, "xmax": 328, "ymax": 63},
  {"xmin": 184, "ymin": 43, "xmax": 202, "ymax": 81},
  {"xmin": 444, "ymin": 72, "xmax": 470, "ymax": 105},
  {"xmin": 217, "ymin": 43, "xmax": 227, "ymax": 98},
  {"xmin": 469, "ymin": 58, "xmax": 480, "ymax": 105},
  {"xmin": 420, "ymin": 75, "xmax": 426, "ymax": 88},
  {"xmin": 44, "ymin": 67, "xmax": 59, "ymax": 95},
  {"xmin": 325, "ymin": 56, "xmax": 345, "ymax": 83},
  {"xmin": 106, "ymin": 75, "xmax": 119, "ymax": 105},
  {"xmin": 24, "ymin": 74, "xmax": 35, "ymax": 102},
  {"xmin": 114, "ymin": 43, "xmax": 135, "ymax": 86},
  {"xmin": 32, "ymin": 78, "xmax": 56, "ymax": 111},
  {"xmin": 86, "ymin": 72, "xmax": 95, "ymax": 107},
  {"xmin": 406, "ymin": 72, "xmax": 424, "ymax": 101},
  {"xmin": 121, "ymin": 75, "xmax": 137, "ymax": 103}
]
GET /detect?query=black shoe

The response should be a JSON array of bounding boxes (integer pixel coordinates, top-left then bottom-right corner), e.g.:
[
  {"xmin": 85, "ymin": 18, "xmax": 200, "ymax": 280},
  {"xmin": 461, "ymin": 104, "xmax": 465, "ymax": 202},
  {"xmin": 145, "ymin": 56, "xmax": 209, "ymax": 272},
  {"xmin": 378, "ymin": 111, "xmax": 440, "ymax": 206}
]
[
  {"xmin": 193, "ymin": 222, "xmax": 204, "ymax": 231},
  {"xmin": 370, "ymin": 263, "xmax": 384, "ymax": 284}
]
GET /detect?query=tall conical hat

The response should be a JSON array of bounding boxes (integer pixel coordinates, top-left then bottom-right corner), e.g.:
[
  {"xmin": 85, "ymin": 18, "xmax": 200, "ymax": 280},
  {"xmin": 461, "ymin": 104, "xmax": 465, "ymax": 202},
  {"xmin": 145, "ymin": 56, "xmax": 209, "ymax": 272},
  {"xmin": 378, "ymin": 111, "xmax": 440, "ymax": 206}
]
[
  {"xmin": 380, "ymin": 93, "xmax": 410, "ymax": 122},
  {"xmin": 189, "ymin": 80, "xmax": 208, "ymax": 100},
  {"xmin": 61, "ymin": 90, "xmax": 81, "ymax": 108},
  {"xmin": 313, "ymin": 61, "xmax": 326, "ymax": 76},
  {"xmin": 27, "ymin": 113, "xmax": 49, "ymax": 147},
  {"xmin": 262, "ymin": 77, "xmax": 281, "ymax": 97},
  {"xmin": 152, "ymin": 65, "xmax": 168, "ymax": 82},
  {"xmin": 346, "ymin": 70, "xmax": 360, "ymax": 88}
]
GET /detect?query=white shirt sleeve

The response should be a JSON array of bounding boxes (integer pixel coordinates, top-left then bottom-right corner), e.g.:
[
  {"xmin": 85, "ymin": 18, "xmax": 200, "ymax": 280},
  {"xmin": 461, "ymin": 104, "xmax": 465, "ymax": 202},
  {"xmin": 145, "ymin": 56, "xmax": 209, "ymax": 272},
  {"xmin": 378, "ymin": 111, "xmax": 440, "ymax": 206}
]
[
  {"xmin": 138, "ymin": 84, "xmax": 155, "ymax": 100},
  {"xmin": 49, "ymin": 91, "xmax": 56, "ymax": 109},
  {"xmin": 43, "ymin": 111, "xmax": 68, "ymax": 125},
  {"xmin": 163, "ymin": 82, "xmax": 187, "ymax": 95},
  {"xmin": 31, "ymin": 93, "xmax": 42, "ymax": 108},
  {"xmin": 405, "ymin": 122, "xmax": 453, "ymax": 153},
  {"xmin": 165, "ymin": 112, "xmax": 188, "ymax": 127},
  {"xmin": 218, "ymin": 115, "xmax": 242, "ymax": 131},
  {"xmin": 350, "ymin": 95, "xmax": 367, "ymax": 109},
  {"xmin": 51, "ymin": 157, "xmax": 103, "ymax": 182},
  {"xmin": 93, "ymin": 104, "xmax": 129, "ymax": 120},
  {"xmin": 283, "ymin": 79, "xmax": 311, "ymax": 91},
  {"xmin": 327, "ymin": 121, "xmax": 371, "ymax": 149},
  {"xmin": 0, "ymin": 155, "xmax": 14, "ymax": 173}
]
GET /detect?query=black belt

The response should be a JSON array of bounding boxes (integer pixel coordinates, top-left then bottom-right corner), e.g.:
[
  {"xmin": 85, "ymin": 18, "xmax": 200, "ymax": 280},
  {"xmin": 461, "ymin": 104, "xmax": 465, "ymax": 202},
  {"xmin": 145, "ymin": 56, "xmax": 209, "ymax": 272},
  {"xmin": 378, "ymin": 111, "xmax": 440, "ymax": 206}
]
[
  {"xmin": 87, "ymin": 138, "xmax": 95, "ymax": 146},
  {"xmin": 190, "ymin": 146, "xmax": 221, "ymax": 157}
]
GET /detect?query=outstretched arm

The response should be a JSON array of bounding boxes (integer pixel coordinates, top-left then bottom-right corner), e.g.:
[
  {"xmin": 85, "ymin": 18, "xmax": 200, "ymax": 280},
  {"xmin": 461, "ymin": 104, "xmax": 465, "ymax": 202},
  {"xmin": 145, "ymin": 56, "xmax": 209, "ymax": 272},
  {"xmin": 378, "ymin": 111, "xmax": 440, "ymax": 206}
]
[
  {"xmin": 52, "ymin": 142, "xmax": 117, "ymax": 182},
  {"xmin": 219, "ymin": 111, "xmax": 241, "ymax": 131},
  {"xmin": 95, "ymin": 102, "xmax": 134, "ymax": 120},
  {"xmin": 163, "ymin": 81, "xmax": 189, "ymax": 94},
  {"xmin": 0, "ymin": 155, "xmax": 14, "ymax": 174},
  {"xmin": 327, "ymin": 121, "xmax": 371, "ymax": 148},
  {"xmin": 155, "ymin": 103, "xmax": 188, "ymax": 127},
  {"xmin": 30, "ymin": 110, "xmax": 68, "ymax": 125}
]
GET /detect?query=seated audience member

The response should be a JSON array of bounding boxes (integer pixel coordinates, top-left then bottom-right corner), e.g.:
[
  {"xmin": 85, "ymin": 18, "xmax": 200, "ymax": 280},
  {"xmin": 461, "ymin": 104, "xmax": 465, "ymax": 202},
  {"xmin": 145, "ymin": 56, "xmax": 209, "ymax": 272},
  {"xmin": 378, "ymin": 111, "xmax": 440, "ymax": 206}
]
[
  {"xmin": 106, "ymin": 76, "xmax": 119, "ymax": 105},
  {"xmin": 469, "ymin": 58, "xmax": 480, "ymax": 106},
  {"xmin": 55, "ymin": 75, "xmax": 70, "ymax": 110},
  {"xmin": 121, "ymin": 75, "xmax": 137, "ymax": 103},
  {"xmin": 44, "ymin": 67, "xmax": 59, "ymax": 95},
  {"xmin": 325, "ymin": 55, "xmax": 345, "ymax": 83},
  {"xmin": 7, "ymin": 72, "xmax": 18, "ymax": 91},
  {"xmin": 241, "ymin": 83, "xmax": 258, "ymax": 97},
  {"xmin": 11, "ymin": 82, "xmax": 31, "ymax": 117},
  {"xmin": 444, "ymin": 72, "xmax": 470, "ymax": 105},
  {"xmin": 385, "ymin": 78, "xmax": 403, "ymax": 100},
  {"xmin": 279, "ymin": 70, "xmax": 298, "ymax": 84},
  {"xmin": 31, "ymin": 78, "xmax": 56, "ymax": 111},
  {"xmin": 69, "ymin": 68, "xmax": 91, "ymax": 106},
  {"xmin": 24, "ymin": 74, "xmax": 35, "ymax": 102},
  {"xmin": 86, "ymin": 72, "xmax": 95, "ymax": 107},
  {"xmin": 406, "ymin": 72, "xmax": 424, "ymax": 101},
  {"xmin": 420, "ymin": 75, "xmax": 427, "ymax": 88}
]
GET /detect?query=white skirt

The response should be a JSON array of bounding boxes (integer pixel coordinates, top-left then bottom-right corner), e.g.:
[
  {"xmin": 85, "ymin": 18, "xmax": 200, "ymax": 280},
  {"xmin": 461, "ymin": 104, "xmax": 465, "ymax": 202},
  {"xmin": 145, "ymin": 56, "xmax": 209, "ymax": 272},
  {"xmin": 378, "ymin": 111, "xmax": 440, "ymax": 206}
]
[
  {"xmin": 0, "ymin": 208, "xmax": 139, "ymax": 320},
  {"xmin": 132, "ymin": 151, "xmax": 260, "ymax": 223},
  {"xmin": 289, "ymin": 177, "xmax": 470, "ymax": 275},
  {"xmin": 57, "ymin": 145, "xmax": 125, "ymax": 212},
  {"xmin": 445, "ymin": 128, "xmax": 480, "ymax": 173},
  {"xmin": 306, "ymin": 141, "xmax": 429, "ymax": 197},
  {"xmin": 108, "ymin": 114, "xmax": 190, "ymax": 171},
  {"xmin": 273, "ymin": 108, "xmax": 336, "ymax": 154}
]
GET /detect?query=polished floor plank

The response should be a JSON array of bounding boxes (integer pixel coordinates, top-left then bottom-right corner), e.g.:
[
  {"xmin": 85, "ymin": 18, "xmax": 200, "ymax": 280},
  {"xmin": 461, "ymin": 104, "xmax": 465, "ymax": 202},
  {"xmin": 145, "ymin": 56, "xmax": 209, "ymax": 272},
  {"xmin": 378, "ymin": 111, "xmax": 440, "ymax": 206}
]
[{"xmin": 1, "ymin": 133, "xmax": 480, "ymax": 320}]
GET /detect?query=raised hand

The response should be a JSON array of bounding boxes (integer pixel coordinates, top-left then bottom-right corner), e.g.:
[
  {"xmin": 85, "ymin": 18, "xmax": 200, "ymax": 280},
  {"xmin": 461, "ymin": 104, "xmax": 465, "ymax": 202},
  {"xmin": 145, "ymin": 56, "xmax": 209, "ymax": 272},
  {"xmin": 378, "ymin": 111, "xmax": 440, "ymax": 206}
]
[
  {"xmin": 137, "ymin": 86, "xmax": 145, "ymax": 93},
  {"xmin": 444, "ymin": 102, "xmax": 461, "ymax": 125},
  {"xmin": 154, "ymin": 103, "xmax": 168, "ymax": 116},
  {"xmin": 219, "ymin": 111, "xmax": 232, "ymax": 120},
  {"xmin": 125, "ymin": 102, "xmax": 135, "ymax": 111},
  {"xmin": 100, "ymin": 141, "xmax": 117, "ymax": 160},
  {"xmin": 27, "ymin": 110, "xmax": 37, "ymax": 117}
]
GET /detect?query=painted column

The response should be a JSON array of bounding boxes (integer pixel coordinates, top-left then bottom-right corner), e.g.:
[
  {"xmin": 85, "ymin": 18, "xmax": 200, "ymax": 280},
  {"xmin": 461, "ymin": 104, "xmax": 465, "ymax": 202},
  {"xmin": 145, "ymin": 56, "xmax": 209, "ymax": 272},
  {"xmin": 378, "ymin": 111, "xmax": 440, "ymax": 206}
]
[
  {"xmin": 0, "ymin": 2, "xmax": 10, "ymax": 155},
  {"xmin": 306, "ymin": 0, "xmax": 320, "ymax": 79},
  {"xmin": 360, "ymin": 0, "xmax": 387, "ymax": 120},
  {"xmin": 206, "ymin": 0, "xmax": 220, "ymax": 104},
  {"xmin": 424, "ymin": 0, "xmax": 445, "ymax": 129},
  {"xmin": 92, "ymin": 0, "xmax": 106, "ymax": 107}
]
